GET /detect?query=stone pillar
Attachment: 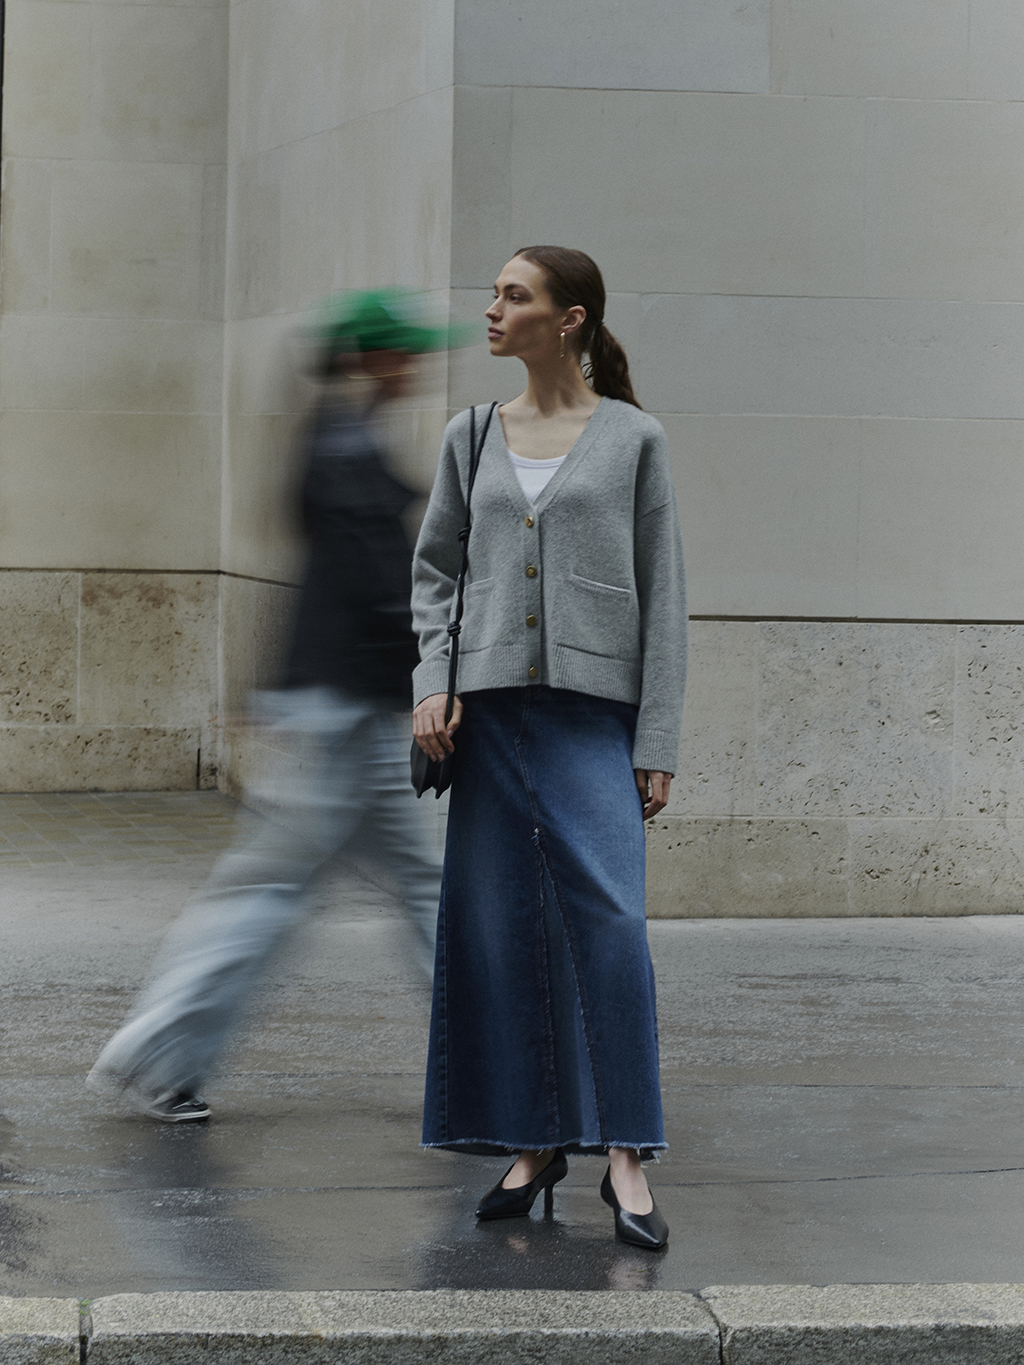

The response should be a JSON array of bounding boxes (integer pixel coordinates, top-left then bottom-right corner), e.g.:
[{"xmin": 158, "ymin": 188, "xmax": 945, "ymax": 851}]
[
  {"xmin": 216, "ymin": 0, "xmax": 456, "ymax": 792},
  {"xmin": 0, "ymin": 0, "xmax": 227, "ymax": 788}
]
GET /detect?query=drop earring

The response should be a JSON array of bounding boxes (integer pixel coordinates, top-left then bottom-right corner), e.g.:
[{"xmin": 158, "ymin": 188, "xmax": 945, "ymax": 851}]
[{"xmin": 559, "ymin": 332, "xmax": 565, "ymax": 359}]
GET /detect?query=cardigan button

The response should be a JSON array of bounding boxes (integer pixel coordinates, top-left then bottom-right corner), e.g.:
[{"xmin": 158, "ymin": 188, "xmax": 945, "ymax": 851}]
[
  {"xmin": 525, "ymin": 515, "xmax": 534, "ymax": 527},
  {"xmin": 526, "ymin": 614, "xmax": 537, "ymax": 627},
  {"xmin": 525, "ymin": 565, "xmax": 537, "ymax": 578},
  {"xmin": 528, "ymin": 666, "xmax": 538, "ymax": 679}
]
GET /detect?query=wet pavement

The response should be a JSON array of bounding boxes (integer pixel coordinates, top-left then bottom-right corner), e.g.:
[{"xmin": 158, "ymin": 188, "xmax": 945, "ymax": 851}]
[{"xmin": 3, "ymin": 791, "xmax": 1024, "ymax": 1296}]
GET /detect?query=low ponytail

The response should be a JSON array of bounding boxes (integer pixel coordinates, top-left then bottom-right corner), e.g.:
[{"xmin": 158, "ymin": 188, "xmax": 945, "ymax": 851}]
[
  {"xmin": 513, "ymin": 245, "xmax": 642, "ymax": 408},
  {"xmin": 585, "ymin": 321, "xmax": 640, "ymax": 408}
]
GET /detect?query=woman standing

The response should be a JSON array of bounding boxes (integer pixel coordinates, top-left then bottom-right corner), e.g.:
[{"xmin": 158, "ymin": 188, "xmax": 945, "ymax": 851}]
[{"xmin": 411, "ymin": 247, "xmax": 686, "ymax": 1249}]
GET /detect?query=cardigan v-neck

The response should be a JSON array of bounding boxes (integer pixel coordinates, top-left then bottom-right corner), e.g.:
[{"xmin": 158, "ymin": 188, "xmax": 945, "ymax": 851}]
[{"xmin": 490, "ymin": 396, "xmax": 608, "ymax": 516}]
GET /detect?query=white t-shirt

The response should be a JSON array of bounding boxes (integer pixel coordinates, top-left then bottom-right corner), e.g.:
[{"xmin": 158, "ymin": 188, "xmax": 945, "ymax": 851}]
[{"xmin": 508, "ymin": 450, "xmax": 567, "ymax": 504}]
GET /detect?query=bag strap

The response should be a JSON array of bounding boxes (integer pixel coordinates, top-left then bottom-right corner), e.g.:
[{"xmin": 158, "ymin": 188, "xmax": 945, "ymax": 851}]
[{"xmin": 443, "ymin": 401, "xmax": 498, "ymax": 724}]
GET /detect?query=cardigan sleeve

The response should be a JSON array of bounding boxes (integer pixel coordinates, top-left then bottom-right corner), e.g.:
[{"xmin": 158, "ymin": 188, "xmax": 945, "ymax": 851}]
[
  {"xmin": 410, "ymin": 412, "xmax": 471, "ymax": 706},
  {"xmin": 631, "ymin": 428, "xmax": 688, "ymax": 774}
]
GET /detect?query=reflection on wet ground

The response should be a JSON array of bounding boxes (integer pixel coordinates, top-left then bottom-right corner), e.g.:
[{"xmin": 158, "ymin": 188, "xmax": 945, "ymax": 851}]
[{"xmin": 4, "ymin": 792, "xmax": 1024, "ymax": 1295}]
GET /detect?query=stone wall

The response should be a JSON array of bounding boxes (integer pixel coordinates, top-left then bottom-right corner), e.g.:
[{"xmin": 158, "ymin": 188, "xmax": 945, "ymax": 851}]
[
  {"xmin": 0, "ymin": 0, "xmax": 457, "ymax": 793},
  {"xmin": 216, "ymin": 0, "xmax": 456, "ymax": 793},
  {"xmin": 646, "ymin": 620, "xmax": 1024, "ymax": 916},
  {"xmin": 0, "ymin": 0, "xmax": 227, "ymax": 789},
  {"xmin": 0, "ymin": 570, "xmax": 218, "ymax": 789},
  {"xmin": 445, "ymin": 0, "xmax": 1024, "ymax": 915},
  {"xmin": 2, "ymin": 2, "xmax": 1022, "ymax": 914}
]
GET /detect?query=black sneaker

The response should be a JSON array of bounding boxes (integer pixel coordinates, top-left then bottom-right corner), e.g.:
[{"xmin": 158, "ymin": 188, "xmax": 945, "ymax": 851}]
[{"xmin": 144, "ymin": 1092, "xmax": 211, "ymax": 1123}]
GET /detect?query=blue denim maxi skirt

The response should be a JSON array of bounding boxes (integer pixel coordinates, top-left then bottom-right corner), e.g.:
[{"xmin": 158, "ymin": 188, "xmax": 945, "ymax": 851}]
[{"xmin": 422, "ymin": 687, "xmax": 666, "ymax": 1158}]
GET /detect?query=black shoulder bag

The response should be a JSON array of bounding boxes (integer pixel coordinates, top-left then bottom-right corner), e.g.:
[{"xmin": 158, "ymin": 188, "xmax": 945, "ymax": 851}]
[{"xmin": 410, "ymin": 401, "xmax": 498, "ymax": 798}]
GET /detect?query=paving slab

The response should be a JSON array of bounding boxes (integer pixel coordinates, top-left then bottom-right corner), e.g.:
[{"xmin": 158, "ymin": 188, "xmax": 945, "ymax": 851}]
[
  {"xmin": 5, "ymin": 794, "xmax": 1024, "ymax": 1294},
  {"xmin": 87, "ymin": 1289, "xmax": 720, "ymax": 1364},
  {"xmin": 704, "ymin": 1282, "xmax": 1024, "ymax": 1364},
  {"xmin": 0, "ymin": 1298, "xmax": 79, "ymax": 1364},
  {"xmin": 5, "ymin": 1073, "xmax": 1024, "ymax": 1198},
  {"xmin": 653, "ymin": 915, "xmax": 1024, "ymax": 1088}
]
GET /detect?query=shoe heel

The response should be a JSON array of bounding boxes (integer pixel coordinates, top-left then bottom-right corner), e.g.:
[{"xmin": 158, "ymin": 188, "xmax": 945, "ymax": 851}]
[{"xmin": 476, "ymin": 1148, "xmax": 567, "ymax": 1221}]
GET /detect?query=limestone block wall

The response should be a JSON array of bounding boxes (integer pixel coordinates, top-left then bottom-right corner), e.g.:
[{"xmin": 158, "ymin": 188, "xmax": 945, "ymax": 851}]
[
  {"xmin": 0, "ymin": 570, "xmax": 218, "ymax": 789},
  {"xmin": 0, "ymin": 0, "xmax": 228, "ymax": 789},
  {"xmin": 646, "ymin": 620, "xmax": 1024, "ymax": 916},
  {"xmin": 2, "ymin": 0, "xmax": 1023, "ymax": 918},
  {"xmin": 447, "ymin": 0, "xmax": 1024, "ymax": 914}
]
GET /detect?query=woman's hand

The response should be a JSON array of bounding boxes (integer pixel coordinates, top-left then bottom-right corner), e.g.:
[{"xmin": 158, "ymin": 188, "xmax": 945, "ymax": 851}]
[
  {"xmin": 635, "ymin": 769, "xmax": 671, "ymax": 821},
  {"xmin": 413, "ymin": 693, "xmax": 463, "ymax": 761}
]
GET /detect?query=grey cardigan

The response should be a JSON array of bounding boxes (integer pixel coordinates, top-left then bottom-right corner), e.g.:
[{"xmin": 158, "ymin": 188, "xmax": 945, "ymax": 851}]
[{"xmin": 411, "ymin": 396, "xmax": 687, "ymax": 774}]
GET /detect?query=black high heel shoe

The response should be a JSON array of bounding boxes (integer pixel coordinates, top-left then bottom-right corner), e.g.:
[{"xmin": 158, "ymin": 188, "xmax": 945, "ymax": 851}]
[
  {"xmin": 476, "ymin": 1148, "xmax": 569, "ymax": 1220},
  {"xmin": 600, "ymin": 1166, "xmax": 669, "ymax": 1249}
]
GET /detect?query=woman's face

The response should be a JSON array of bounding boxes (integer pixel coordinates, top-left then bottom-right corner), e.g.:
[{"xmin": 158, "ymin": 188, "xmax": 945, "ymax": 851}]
[{"xmin": 486, "ymin": 257, "xmax": 572, "ymax": 361}]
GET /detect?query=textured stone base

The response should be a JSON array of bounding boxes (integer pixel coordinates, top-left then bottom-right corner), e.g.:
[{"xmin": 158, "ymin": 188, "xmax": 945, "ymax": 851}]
[
  {"xmin": 218, "ymin": 723, "xmax": 296, "ymax": 805},
  {"xmin": 0, "ymin": 569, "xmax": 219, "ymax": 792},
  {"xmin": 9, "ymin": 593, "xmax": 1024, "ymax": 912},
  {"xmin": 0, "ymin": 724, "xmax": 215, "ymax": 792},
  {"xmin": 645, "ymin": 619, "xmax": 1024, "ymax": 916},
  {"xmin": 217, "ymin": 574, "xmax": 298, "ymax": 803},
  {"xmin": 646, "ymin": 815, "xmax": 1024, "ymax": 917}
]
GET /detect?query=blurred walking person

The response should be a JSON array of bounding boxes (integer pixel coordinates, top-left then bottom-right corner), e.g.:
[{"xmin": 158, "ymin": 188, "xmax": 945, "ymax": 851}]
[
  {"xmin": 88, "ymin": 290, "xmax": 470, "ymax": 1123},
  {"xmin": 412, "ymin": 248, "xmax": 686, "ymax": 1249}
]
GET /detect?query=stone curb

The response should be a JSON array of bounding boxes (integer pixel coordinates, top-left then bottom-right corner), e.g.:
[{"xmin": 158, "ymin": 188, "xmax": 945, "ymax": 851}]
[
  {"xmin": 85, "ymin": 1291, "xmax": 720, "ymax": 1363},
  {"xmin": 0, "ymin": 1298, "xmax": 80, "ymax": 1364},
  {"xmin": 706, "ymin": 1283, "xmax": 1024, "ymax": 1362},
  {"xmin": 8, "ymin": 1286, "xmax": 1024, "ymax": 1363}
]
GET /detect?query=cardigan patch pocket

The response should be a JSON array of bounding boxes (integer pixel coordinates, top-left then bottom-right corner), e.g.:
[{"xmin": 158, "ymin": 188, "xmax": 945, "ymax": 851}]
[
  {"xmin": 569, "ymin": 573, "xmax": 632, "ymax": 598},
  {"xmin": 461, "ymin": 577, "xmax": 512, "ymax": 652},
  {"xmin": 563, "ymin": 572, "xmax": 640, "ymax": 660}
]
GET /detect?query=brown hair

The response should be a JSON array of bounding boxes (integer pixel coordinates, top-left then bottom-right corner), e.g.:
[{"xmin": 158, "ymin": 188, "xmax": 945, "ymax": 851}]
[{"xmin": 513, "ymin": 245, "xmax": 640, "ymax": 408}]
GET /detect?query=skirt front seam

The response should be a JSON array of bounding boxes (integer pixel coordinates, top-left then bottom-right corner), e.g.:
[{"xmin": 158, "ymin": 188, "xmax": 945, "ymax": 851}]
[
  {"xmin": 515, "ymin": 687, "xmax": 562, "ymax": 1140},
  {"xmin": 530, "ymin": 827, "xmax": 562, "ymax": 1138},
  {"xmin": 532, "ymin": 822, "xmax": 608, "ymax": 1145}
]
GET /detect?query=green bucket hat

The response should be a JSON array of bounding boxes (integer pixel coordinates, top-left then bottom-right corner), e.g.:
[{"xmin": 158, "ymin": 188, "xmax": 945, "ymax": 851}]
[{"xmin": 307, "ymin": 287, "xmax": 478, "ymax": 355}]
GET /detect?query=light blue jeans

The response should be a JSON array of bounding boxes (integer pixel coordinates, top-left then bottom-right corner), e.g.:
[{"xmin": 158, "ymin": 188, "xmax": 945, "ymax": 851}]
[{"xmin": 92, "ymin": 687, "xmax": 442, "ymax": 1099}]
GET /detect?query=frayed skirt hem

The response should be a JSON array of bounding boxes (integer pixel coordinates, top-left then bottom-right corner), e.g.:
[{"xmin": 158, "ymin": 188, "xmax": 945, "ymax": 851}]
[{"xmin": 421, "ymin": 1138, "xmax": 667, "ymax": 1161}]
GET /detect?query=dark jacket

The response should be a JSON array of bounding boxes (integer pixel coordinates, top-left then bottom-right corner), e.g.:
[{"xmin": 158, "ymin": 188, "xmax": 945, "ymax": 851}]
[{"xmin": 282, "ymin": 397, "xmax": 420, "ymax": 704}]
